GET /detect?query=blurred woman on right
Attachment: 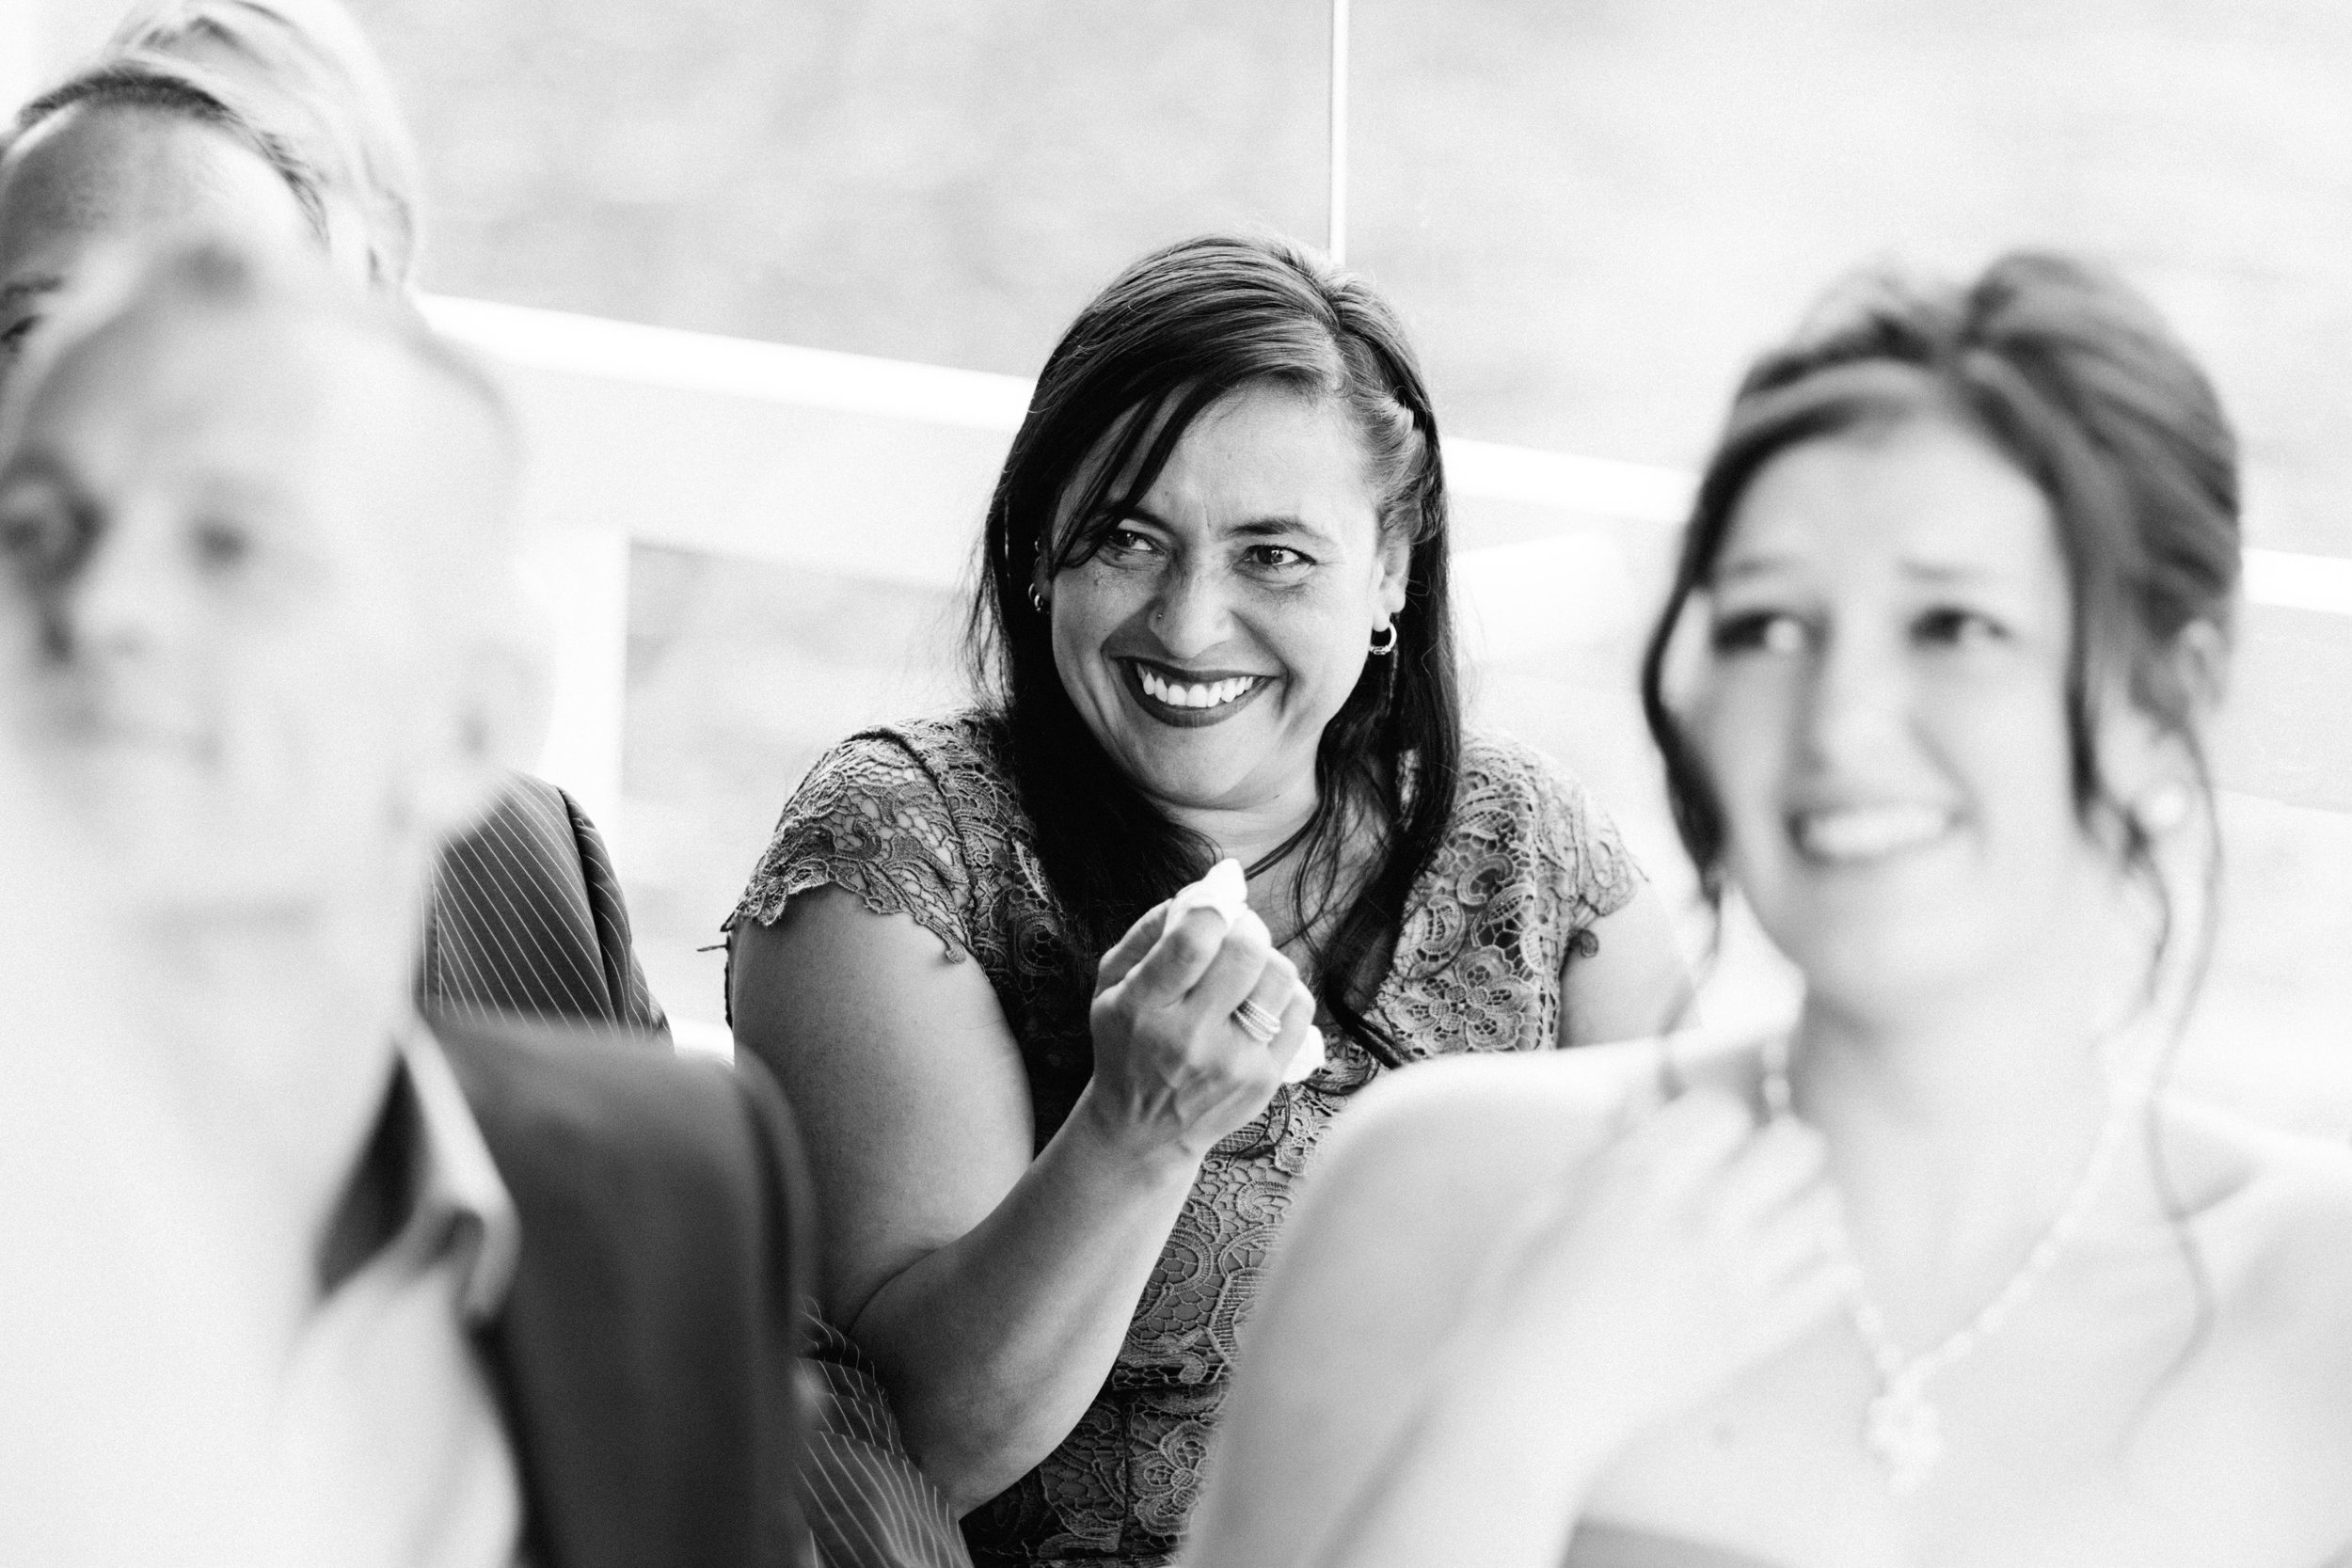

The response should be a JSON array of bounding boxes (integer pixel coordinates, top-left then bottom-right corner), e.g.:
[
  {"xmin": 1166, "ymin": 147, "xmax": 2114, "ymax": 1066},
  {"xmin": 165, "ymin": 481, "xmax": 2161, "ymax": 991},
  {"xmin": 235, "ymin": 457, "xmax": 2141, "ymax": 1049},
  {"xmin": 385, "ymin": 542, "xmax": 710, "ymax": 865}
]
[{"xmin": 1186, "ymin": 253, "xmax": 2352, "ymax": 1568}]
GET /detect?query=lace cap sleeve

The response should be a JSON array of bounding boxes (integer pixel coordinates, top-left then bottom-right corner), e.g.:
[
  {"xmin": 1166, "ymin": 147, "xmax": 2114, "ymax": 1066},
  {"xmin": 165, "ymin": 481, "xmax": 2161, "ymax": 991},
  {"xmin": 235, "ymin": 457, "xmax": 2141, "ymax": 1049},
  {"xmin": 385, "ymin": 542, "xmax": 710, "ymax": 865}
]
[
  {"xmin": 726, "ymin": 726, "xmax": 978, "ymax": 963},
  {"xmin": 1479, "ymin": 735, "xmax": 1644, "ymax": 944}
]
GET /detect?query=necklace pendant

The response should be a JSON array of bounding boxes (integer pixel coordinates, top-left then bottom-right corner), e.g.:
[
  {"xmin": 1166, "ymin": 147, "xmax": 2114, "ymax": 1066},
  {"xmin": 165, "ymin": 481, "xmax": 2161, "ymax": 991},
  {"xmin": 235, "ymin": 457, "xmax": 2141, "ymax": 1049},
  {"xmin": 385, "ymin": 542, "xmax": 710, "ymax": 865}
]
[{"xmin": 1863, "ymin": 1382, "xmax": 1943, "ymax": 1497}]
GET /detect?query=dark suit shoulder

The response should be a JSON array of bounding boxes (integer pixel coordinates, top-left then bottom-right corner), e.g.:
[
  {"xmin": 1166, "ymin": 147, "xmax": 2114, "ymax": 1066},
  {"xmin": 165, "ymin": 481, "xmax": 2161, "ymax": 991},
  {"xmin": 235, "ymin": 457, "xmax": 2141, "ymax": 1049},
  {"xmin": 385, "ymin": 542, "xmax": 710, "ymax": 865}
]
[
  {"xmin": 435, "ymin": 1019, "xmax": 813, "ymax": 1568},
  {"xmin": 438, "ymin": 1018, "xmax": 761, "ymax": 1166}
]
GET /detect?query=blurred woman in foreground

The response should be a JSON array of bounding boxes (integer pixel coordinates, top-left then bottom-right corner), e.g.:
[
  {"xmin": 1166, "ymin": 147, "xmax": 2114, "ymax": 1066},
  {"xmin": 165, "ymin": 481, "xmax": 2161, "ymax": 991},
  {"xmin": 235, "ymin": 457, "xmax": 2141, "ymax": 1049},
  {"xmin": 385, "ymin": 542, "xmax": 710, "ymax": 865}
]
[
  {"xmin": 728, "ymin": 233, "xmax": 1688, "ymax": 1563},
  {"xmin": 1188, "ymin": 254, "xmax": 2352, "ymax": 1567}
]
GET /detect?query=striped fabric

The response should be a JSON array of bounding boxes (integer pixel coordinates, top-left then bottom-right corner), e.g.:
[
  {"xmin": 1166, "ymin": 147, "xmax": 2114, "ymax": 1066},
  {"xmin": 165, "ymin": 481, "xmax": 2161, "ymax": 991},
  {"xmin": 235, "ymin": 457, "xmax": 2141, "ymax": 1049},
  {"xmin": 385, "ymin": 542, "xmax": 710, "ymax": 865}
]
[
  {"xmin": 418, "ymin": 775, "xmax": 669, "ymax": 1040},
  {"xmin": 802, "ymin": 1316, "xmax": 970, "ymax": 1568},
  {"xmin": 422, "ymin": 777, "xmax": 965, "ymax": 1565}
]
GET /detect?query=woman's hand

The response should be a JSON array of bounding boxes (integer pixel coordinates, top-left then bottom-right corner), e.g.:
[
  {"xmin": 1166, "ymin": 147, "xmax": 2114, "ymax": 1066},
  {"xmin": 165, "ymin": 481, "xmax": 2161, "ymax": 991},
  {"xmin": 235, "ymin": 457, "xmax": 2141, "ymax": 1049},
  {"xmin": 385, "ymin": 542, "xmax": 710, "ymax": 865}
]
[
  {"xmin": 1442, "ymin": 1086, "xmax": 1848, "ymax": 1445},
  {"xmin": 1077, "ymin": 899, "xmax": 1318, "ymax": 1166}
]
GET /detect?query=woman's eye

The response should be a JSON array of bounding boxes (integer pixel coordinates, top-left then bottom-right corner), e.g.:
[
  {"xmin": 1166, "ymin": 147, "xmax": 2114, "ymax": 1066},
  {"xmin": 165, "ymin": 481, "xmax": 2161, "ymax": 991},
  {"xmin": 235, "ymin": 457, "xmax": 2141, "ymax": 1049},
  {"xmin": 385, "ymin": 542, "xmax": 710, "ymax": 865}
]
[
  {"xmin": 1242, "ymin": 545, "xmax": 1310, "ymax": 571},
  {"xmin": 0, "ymin": 317, "xmax": 36, "ymax": 359},
  {"xmin": 0, "ymin": 495, "xmax": 84, "ymax": 580},
  {"xmin": 190, "ymin": 515, "xmax": 254, "ymax": 571},
  {"xmin": 1711, "ymin": 610, "xmax": 1810, "ymax": 655},
  {"xmin": 1915, "ymin": 607, "xmax": 2006, "ymax": 647},
  {"xmin": 1102, "ymin": 526, "xmax": 1160, "ymax": 557}
]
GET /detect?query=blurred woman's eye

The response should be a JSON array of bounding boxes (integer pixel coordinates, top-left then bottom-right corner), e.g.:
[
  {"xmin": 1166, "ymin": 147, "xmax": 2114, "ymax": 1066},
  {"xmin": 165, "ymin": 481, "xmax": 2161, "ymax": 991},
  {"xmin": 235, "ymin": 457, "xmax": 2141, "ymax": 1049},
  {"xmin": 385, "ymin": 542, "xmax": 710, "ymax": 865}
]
[
  {"xmin": 0, "ymin": 316, "xmax": 36, "ymax": 361},
  {"xmin": 0, "ymin": 489, "xmax": 87, "ymax": 583},
  {"xmin": 1710, "ymin": 609, "xmax": 1811, "ymax": 656},
  {"xmin": 190, "ymin": 515, "xmax": 255, "ymax": 572},
  {"xmin": 1913, "ymin": 606, "xmax": 2008, "ymax": 648}
]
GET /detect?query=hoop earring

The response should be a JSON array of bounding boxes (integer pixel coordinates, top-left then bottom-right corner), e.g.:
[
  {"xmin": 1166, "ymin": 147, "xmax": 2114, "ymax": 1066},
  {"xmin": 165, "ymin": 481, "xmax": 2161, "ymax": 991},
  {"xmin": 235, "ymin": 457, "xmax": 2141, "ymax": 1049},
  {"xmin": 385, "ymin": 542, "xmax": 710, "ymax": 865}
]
[
  {"xmin": 1369, "ymin": 622, "xmax": 1398, "ymax": 657},
  {"xmin": 1029, "ymin": 585, "xmax": 1049, "ymax": 614}
]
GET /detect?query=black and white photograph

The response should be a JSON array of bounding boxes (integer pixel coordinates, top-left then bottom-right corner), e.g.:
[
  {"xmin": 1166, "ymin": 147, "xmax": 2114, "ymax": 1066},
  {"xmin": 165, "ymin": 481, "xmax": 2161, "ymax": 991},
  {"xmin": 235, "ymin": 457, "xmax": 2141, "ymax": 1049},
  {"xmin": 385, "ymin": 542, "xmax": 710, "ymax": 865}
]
[{"xmin": 2, "ymin": 2, "xmax": 2349, "ymax": 1564}]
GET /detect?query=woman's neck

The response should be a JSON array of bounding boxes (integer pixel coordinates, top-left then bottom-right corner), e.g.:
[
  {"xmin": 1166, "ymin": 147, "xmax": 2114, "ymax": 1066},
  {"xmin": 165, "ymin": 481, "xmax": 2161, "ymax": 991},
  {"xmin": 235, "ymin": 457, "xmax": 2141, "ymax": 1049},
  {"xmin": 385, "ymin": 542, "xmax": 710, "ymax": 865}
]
[
  {"xmin": 1784, "ymin": 957, "xmax": 2148, "ymax": 1294},
  {"xmin": 1155, "ymin": 778, "xmax": 1325, "ymax": 874}
]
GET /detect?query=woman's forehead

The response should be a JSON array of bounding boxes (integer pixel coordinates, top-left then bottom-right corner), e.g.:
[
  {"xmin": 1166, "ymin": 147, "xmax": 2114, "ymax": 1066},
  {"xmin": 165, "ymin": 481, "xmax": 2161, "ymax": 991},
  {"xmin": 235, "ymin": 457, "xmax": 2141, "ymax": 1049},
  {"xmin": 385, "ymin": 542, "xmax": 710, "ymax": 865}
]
[
  {"xmin": 0, "ymin": 104, "xmax": 306, "ymax": 269},
  {"xmin": 1054, "ymin": 382, "xmax": 1358, "ymax": 527},
  {"xmin": 1719, "ymin": 417, "xmax": 2059, "ymax": 586}
]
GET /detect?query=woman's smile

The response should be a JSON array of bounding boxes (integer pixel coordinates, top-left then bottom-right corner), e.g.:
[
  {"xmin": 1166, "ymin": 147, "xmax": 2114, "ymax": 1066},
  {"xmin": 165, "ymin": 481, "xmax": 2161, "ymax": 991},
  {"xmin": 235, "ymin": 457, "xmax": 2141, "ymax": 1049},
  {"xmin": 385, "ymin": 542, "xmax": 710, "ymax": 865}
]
[
  {"xmin": 1786, "ymin": 800, "xmax": 1960, "ymax": 866},
  {"xmin": 1118, "ymin": 657, "xmax": 1276, "ymax": 727}
]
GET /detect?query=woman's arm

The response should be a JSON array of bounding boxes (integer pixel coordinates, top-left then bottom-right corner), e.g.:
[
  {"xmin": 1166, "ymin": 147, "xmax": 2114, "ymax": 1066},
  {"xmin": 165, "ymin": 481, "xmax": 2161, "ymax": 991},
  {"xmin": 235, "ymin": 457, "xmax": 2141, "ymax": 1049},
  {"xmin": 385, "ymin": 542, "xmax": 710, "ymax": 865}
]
[
  {"xmin": 731, "ymin": 887, "xmax": 1311, "ymax": 1513},
  {"xmin": 1559, "ymin": 879, "xmax": 1695, "ymax": 1047}
]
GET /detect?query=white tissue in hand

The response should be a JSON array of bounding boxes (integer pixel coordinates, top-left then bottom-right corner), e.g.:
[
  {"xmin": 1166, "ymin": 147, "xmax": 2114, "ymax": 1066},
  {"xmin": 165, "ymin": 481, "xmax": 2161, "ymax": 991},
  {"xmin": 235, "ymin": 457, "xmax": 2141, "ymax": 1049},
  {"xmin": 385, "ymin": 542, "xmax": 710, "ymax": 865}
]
[
  {"xmin": 1168, "ymin": 858, "xmax": 1249, "ymax": 932},
  {"xmin": 1281, "ymin": 1024, "xmax": 1327, "ymax": 1085},
  {"xmin": 1169, "ymin": 859, "xmax": 1324, "ymax": 1084}
]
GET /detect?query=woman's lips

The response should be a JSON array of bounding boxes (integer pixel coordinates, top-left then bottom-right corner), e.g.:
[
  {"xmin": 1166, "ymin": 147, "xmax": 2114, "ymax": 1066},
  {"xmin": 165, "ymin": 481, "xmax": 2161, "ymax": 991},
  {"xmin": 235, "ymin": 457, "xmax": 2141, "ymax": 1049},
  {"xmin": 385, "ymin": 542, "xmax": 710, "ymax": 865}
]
[
  {"xmin": 1788, "ymin": 803, "xmax": 1956, "ymax": 863},
  {"xmin": 1118, "ymin": 658, "xmax": 1273, "ymax": 727}
]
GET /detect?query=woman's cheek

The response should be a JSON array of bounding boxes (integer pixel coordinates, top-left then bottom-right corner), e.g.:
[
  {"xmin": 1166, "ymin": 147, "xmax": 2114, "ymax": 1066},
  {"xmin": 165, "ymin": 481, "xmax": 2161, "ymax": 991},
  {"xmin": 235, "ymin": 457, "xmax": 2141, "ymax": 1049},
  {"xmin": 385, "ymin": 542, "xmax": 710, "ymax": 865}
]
[
  {"xmin": 1690, "ymin": 672, "xmax": 1788, "ymax": 829},
  {"xmin": 1276, "ymin": 593, "xmax": 1361, "ymax": 699}
]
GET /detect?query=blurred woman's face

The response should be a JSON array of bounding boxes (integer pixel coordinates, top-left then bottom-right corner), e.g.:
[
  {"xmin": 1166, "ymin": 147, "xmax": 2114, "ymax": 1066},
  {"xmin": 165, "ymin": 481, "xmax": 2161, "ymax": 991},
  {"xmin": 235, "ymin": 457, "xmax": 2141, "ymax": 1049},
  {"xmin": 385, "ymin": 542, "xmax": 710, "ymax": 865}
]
[
  {"xmin": 1046, "ymin": 384, "xmax": 1410, "ymax": 825},
  {"xmin": 0, "ymin": 104, "xmax": 316, "ymax": 394},
  {"xmin": 1685, "ymin": 416, "xmax": 2114, "ymax": 1009}
]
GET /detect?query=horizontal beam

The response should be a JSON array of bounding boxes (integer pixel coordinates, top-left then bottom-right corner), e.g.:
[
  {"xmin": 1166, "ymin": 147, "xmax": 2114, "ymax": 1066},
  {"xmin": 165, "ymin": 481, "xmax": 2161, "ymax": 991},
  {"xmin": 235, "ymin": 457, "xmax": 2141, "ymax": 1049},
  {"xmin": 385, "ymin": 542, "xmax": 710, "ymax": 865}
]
[{"xmin": 426, "ymin": 293, "xmax": 2351, "ymax": 614}]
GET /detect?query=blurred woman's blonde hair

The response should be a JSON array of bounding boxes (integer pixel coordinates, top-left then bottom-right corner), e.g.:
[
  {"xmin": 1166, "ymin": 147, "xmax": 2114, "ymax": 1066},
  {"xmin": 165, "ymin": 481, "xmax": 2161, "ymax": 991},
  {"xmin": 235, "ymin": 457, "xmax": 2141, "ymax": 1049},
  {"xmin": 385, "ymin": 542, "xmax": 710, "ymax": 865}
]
[{"xmin": 102, "ymin": 0, "xmax": 424, "ymax": 289}]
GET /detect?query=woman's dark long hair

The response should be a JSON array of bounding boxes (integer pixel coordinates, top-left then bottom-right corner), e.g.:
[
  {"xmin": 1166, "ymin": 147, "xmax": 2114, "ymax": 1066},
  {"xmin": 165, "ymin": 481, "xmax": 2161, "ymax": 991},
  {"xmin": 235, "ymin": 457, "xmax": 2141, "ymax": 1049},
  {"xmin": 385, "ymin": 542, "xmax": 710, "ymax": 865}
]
[{"xmin": 971, "ymin": 232, "xmax": 1461, "ymax": 1070}]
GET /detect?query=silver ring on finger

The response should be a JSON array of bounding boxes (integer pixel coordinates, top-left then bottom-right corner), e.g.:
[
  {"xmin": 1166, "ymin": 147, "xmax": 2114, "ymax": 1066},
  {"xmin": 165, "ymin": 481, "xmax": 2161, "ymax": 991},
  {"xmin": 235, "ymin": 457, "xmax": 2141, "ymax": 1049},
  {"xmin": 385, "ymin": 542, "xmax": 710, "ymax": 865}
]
[{"xmin": 1232, "ymin": 998, "xmax": 1283, "ymax": 1045}]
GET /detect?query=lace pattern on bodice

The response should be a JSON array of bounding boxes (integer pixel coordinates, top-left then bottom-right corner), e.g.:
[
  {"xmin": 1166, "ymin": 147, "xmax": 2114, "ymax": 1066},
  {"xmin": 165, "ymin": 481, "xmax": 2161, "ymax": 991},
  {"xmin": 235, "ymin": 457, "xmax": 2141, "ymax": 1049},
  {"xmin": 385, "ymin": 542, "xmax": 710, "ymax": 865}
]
[{"xmin": 728, "ymin": 712, "xmax": 1640, "ymax": 1565}]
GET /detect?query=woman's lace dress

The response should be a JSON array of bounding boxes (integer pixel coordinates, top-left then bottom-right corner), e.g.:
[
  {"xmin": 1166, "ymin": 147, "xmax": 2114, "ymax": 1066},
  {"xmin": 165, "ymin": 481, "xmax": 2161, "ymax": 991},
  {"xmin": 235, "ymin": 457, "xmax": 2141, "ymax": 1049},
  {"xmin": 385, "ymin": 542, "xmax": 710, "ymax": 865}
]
[{"xmin": 728, "ymin": 712, "xmax": 1640, "ymax": 1567}]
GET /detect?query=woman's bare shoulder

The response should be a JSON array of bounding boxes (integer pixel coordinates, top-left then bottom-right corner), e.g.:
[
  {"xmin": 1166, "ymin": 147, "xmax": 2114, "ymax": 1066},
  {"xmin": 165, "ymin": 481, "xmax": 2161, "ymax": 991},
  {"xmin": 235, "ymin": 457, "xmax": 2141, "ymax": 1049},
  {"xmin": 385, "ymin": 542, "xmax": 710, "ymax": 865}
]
[
  {"xmin": 1294, "ymin": 1029, "xmax": 1770, "ymax": 1258},
  {"xmin": 2160, "ymin": 1094, "xmax": 2352, "ymax": 1232},
  {"xmin": 2158, "ymin": 1096, "xmax": 2352, "ymax": 1361}
]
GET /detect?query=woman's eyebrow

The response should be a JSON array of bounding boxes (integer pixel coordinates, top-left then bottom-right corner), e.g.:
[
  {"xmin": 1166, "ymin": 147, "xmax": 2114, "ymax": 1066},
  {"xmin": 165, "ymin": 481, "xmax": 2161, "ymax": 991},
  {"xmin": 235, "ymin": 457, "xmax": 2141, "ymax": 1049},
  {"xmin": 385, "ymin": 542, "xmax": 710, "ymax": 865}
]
[
  {"xmin": 0, "ymin": 275, "xmax": 65, "ymax": 311},
  {"xmin": 1899, "ymin": 557, "xmax": 2025, "ymax": 585},
  {"xmin": 0, "ymin": 445, "xmax": 77, "ymax": 491},
  {"xmin": 1106, "ymin": 504, "xmax": 1336, "ymax": 546},
  {"xmin": 1225, "ymin": 515, "xmax": 1342, "ymax": 551},
  {"xmin": 1713, "ymin": 550, "xmax": 1804, "ymax": 582}
]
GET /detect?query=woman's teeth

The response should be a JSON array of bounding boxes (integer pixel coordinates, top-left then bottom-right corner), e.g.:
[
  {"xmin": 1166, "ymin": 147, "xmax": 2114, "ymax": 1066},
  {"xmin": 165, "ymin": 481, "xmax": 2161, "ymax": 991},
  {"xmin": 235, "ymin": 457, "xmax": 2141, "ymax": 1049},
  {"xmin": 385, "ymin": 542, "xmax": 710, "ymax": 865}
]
[
  {"xmin": 1792, "ymin": 804, "xmax": 1953, "ymax": 863},
  {"xmin": 1138, "ymin": 669, "xmax": 1259, "ymax": 709}
]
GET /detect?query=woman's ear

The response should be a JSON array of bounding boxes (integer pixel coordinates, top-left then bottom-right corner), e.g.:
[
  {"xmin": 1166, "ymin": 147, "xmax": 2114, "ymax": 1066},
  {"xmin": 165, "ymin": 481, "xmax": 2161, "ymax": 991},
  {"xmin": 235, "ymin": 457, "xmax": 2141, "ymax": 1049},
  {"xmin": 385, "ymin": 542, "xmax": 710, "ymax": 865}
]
[
  {"xmin": 2094, "ymin": 620, "xmax": 2227, "ymax": 840},
  {"xmin": 2171, "ymin": 618, "xmax": 2229, "ymax": 714},
  {"xmin": 1374, "ymin": 529, "xmax": 1412, "ymax": 621}
]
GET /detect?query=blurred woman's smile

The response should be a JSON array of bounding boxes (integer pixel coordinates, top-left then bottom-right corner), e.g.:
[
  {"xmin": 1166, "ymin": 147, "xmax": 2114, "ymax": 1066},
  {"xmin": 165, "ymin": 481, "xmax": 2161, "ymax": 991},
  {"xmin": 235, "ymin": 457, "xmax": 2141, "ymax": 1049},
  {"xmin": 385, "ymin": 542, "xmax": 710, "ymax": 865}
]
[{"xmin": 1787, "ymin": 800, "xmax": 1959, "ymax": 864}]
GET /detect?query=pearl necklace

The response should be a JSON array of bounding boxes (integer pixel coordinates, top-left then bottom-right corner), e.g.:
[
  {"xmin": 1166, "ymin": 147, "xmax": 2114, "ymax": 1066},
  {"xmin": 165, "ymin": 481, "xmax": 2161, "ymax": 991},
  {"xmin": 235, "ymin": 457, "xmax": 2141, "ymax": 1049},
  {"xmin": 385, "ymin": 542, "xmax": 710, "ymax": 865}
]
[{"xmin": 1761, "ymin": 1037, "xmax": 2135, "ymax": 1497}]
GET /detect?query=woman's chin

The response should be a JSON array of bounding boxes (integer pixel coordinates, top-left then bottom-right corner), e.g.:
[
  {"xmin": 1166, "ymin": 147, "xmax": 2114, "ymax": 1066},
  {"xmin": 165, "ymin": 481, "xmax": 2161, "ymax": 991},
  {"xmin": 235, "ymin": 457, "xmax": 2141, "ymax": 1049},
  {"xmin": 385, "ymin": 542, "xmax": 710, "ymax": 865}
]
[
  {"xmin": 1773, "ymin": 915, "xmax": 2010, "ymax": 1018},
  {"xmin": 1110, "ymin": 735, "xmax": 1277, "ymax": 817}
]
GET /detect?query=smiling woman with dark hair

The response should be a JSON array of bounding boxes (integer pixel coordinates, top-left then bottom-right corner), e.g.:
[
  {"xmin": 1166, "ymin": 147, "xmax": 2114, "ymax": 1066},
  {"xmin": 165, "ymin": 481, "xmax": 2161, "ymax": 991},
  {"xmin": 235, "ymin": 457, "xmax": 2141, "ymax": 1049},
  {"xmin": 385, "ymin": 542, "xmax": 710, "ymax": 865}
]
[{"xmin": 725, "ymin": 232, "xmax": 1687, "ymax": 1565}]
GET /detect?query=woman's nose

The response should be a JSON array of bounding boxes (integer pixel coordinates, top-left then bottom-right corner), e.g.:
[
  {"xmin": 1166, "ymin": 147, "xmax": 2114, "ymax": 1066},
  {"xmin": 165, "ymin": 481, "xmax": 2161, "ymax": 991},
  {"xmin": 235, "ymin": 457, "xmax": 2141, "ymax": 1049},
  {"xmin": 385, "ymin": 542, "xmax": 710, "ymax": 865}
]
[
  {"xmin": 1797, "ymin": 625, "xmax": 1910, "ymax": 767},
  {"xmin": 1147, "ymin": 561, "xmax": 1234, "ymax": 658}
]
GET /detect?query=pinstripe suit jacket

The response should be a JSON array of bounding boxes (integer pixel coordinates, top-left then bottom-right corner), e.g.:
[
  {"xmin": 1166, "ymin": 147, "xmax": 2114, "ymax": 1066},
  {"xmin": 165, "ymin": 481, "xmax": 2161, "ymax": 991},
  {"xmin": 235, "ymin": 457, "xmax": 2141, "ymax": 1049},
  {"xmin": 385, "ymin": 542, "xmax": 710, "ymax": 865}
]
[
  {"xmin": 419, "ymin": 775, "xmax": 668, "ymax": 1038},
  {"xmin": 802, "ymin": 1318, "xmax": 970, "ymax": 1568}
]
